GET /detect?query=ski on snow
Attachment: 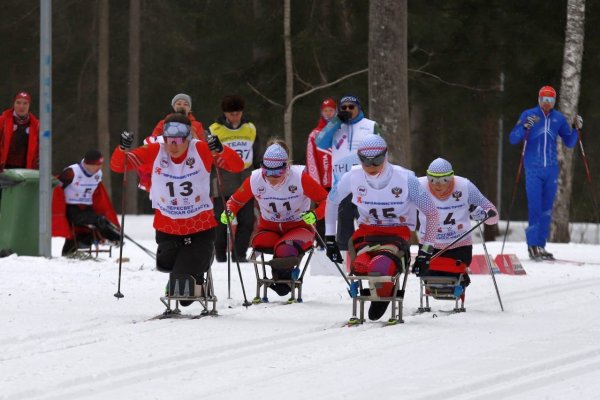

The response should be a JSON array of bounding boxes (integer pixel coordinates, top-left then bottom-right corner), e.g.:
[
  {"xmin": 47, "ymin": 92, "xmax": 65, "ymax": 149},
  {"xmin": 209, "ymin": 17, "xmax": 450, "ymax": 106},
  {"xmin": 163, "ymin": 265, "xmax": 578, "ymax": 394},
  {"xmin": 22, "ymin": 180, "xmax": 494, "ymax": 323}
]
[{"xmin": 146, "ymin": 309, "xmax": 218, "ymax": 321}]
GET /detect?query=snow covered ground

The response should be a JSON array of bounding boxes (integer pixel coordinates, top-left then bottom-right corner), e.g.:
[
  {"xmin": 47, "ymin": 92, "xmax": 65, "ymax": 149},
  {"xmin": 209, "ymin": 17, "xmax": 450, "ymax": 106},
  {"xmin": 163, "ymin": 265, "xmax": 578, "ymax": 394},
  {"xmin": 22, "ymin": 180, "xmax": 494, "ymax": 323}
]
[{"xmin": 2, "ymin": 215, "xmax": 600, "ymax": 400}]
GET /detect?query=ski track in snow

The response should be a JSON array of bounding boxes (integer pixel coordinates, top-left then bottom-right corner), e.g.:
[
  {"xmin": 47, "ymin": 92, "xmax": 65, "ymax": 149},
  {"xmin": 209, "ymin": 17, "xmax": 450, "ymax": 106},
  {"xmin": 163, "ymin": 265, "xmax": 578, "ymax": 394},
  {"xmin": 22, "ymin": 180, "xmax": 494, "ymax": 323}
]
[{"xmin": 2, "ymin": 227, "xmax": 600, "ymax": 400}]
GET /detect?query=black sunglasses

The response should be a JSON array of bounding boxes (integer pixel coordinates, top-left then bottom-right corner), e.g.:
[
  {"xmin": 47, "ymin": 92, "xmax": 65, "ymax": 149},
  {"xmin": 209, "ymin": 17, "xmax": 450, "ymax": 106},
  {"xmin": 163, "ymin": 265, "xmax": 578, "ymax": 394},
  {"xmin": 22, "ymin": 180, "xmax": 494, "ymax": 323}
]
[
  {"xmin": 340, "ymin": 104, "xmax": 355, "ymax": 111},
  {"xmin": 358, "ymin": 151, "xmax": 386, "ymax": 167}
]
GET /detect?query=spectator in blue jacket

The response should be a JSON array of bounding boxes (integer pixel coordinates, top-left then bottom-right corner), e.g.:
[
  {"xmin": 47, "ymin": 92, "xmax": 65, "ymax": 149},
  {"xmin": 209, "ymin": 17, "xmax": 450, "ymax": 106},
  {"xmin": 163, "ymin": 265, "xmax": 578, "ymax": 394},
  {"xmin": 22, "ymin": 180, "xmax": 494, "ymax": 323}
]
[
  {"xmin": 509, "ymin": 85, "xmax": 582, "ymax": 261},
  {"xmin": 316, "ymin": 95, "xmax": 382, "ymax": 252}
]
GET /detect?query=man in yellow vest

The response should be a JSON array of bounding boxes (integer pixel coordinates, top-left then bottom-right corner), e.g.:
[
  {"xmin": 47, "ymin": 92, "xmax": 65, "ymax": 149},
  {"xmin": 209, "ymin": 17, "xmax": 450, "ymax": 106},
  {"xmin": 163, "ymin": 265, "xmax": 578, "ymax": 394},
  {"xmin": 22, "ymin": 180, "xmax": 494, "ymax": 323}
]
[{"xmin": 210, "ymin": 95, "xmax": 260, "ymax": 262}]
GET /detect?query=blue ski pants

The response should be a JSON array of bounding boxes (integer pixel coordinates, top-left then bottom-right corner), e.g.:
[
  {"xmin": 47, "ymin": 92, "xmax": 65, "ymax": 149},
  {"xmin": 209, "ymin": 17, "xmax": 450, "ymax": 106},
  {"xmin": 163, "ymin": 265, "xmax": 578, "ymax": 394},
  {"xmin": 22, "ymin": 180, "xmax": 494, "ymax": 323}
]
[{"xmin": 524, "ymin": 165, "xmax": 558, "ymax": 247}]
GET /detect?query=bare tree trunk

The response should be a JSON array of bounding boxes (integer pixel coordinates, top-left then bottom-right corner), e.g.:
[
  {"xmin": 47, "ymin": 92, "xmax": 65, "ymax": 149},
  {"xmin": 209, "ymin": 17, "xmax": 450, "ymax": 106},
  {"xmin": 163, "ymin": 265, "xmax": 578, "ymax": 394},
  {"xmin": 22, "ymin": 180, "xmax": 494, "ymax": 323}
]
[
  {"xmin": 125, "ymin": 0, "xmax": 140, "ymax": 214},
  {"xmin": 368, "ymin": 0, "xmax": 409, "ymax": 166},
  {"xmin": 252, "ymin": 0, "xmax": 269, "ymax": 63},
  {"xmin": 97, "ymin": 0, "xmax": 111, "ymax": 196},
  {"xmin": 552, "ymin": 0, "xmax": 586, "ymax": 242},
  {"xmin": 283, "ymin": 0, "xmax": 294, "ymax": 153}
]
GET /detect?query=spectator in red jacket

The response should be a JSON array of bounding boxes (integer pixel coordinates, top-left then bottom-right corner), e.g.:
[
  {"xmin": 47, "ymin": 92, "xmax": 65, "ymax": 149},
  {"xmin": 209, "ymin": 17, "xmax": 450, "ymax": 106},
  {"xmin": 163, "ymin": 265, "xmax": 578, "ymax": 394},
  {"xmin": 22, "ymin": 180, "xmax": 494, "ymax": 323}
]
[
  {"xmin": 306, "ymin": 97, "xmax": 336, "ymax": 247},
  {"xmin": 0, "ymin": 91, "xmax": 39, "ymax": 170},
  {"xmin": 145, "ymin": 93, "xmax": 205, "ymax": 144}
]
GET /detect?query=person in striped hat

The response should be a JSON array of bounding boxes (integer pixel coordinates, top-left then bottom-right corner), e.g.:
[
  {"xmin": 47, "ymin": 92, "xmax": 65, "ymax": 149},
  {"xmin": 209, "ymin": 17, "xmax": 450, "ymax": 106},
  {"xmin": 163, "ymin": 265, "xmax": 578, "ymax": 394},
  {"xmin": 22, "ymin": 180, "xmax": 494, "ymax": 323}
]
[
  {"xmin": 415, "ymin": 157, "xmax": 498, "ymax": 295},
  {"xmin": 223, "ymin": 140, "xmax": 328, "ymax": 297},
  {"xmin": 325, "ymin": 134, "xmax": 440, "ymax": 321},
  {"xmin": 509, "ymin": 86, "xmax": 582, "ymax": 261}
]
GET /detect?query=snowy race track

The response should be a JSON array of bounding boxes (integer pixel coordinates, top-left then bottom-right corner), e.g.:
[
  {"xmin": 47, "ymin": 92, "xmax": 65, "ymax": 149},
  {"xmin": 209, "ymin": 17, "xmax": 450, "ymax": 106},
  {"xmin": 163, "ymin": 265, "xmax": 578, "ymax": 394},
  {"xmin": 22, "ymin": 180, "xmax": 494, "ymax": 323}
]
[{"xmin": 2, "ymin": 216, "xmax": 600, "ymax": 400}]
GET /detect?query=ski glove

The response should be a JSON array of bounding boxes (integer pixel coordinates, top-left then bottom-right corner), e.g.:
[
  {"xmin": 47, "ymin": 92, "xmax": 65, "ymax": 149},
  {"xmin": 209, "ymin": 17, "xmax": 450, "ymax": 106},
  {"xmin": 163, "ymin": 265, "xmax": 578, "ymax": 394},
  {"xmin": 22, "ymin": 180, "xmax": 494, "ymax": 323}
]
[
  {"xmin": 469, "ymin": 205, "xmax": 488, "ymax": 221},
  {"xmin": 120, "ymin": 131, "xmax": 134, "ymax": 150},
  {"xmin": 207, "ymin": 134, "xmax": 224, "ymax": 153},
  {"xmin": 325, "ymin": 235, "xmax": 343, "ymax": 263},
  {"xmin": 412, "ymin": 245, "xmax": 433, "ymax": 277},
  {"xmin": 300, "ymin": 211, "xmax": 317, "ymax": 225},
  {"xmin": 220, "ymin": 210, "xmax": 236, "ymax": 225},
  {"xmin": 337, "ymin": 110, "xmax": 352, "ymax": 123},
  {"xmin": 523, "ymin": 115, "xmax": 537, "ymax": 130},
  {"xmin": 572, "ymin": 115, "xmax": 583, "ymax": 130}
]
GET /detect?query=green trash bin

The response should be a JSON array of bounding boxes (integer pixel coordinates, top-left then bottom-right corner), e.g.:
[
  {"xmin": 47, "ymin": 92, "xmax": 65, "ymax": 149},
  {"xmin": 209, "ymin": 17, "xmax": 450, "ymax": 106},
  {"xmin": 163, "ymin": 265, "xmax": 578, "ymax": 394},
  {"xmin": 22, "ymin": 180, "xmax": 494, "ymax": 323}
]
[{"xmin": 0, "ymin": 169, "xmax": 43, "ymax": 256}]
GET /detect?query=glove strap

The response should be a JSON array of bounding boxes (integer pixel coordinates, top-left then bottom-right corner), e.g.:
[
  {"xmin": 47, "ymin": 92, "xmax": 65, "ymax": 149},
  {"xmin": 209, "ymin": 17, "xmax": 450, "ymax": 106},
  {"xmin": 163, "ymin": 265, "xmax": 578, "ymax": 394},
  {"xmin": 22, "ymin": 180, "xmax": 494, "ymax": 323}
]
[{"xmin": 421, "ymin": 244, "xmax": 434, "ymax": 255}]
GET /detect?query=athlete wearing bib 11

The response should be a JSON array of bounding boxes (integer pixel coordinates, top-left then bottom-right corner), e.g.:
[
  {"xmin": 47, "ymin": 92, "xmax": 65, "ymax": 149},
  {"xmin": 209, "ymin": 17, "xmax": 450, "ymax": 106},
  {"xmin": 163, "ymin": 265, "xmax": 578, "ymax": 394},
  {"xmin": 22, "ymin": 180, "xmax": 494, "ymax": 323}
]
[
  {"xmin": 224, "ymin": 140, "xmax": 328, "ymax": 297},
  {"xmin": 325, "ymin": 134, "xmax": 440, "ymax": 321},
  {"xmin": 415, "ymin": 157, "xmax": 498, "ymax": 290},
  {"xmin": 110, "ymin": 113, "xmax": 244, "ymax": 293}
]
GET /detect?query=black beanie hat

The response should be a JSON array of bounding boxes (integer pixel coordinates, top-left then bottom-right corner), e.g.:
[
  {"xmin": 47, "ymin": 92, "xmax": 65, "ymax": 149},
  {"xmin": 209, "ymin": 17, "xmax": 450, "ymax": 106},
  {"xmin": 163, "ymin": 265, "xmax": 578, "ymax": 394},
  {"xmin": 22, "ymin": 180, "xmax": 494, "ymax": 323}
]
[
  {"xmin": 83, "ymin": 149, "xmax": 104, "ymax": 165},
  {"xmin": 221, "ymin": 95, "xmax": 245, "ymax": 112}
]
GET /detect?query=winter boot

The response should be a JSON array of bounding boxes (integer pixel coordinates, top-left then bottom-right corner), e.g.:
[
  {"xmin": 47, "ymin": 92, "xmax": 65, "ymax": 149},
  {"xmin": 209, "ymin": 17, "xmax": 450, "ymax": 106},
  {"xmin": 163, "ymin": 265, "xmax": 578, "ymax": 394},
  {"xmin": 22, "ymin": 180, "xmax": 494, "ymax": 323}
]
[
  {"xmin": 527, "ymin": 246, "xmax": 542, "ymax": 261},
  {"xmin": 368, "ymin": 301, "xmax": 390, "ymax": 321},
  {"xmin": 269, "ymin": 283, "xmax": 291, "ymax": 296},
  {"xmin": 538, "ymin": 247, "xmax": 555, "ymax": 261}
]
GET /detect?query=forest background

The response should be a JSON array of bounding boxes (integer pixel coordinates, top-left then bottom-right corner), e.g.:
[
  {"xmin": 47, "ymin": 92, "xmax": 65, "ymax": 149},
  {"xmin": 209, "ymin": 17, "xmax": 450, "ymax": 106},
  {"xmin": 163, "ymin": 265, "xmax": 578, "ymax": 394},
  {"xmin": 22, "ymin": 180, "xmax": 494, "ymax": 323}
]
[{"xmin": 1, "ymin": 0, "xmax": 598, "ymax": 233}]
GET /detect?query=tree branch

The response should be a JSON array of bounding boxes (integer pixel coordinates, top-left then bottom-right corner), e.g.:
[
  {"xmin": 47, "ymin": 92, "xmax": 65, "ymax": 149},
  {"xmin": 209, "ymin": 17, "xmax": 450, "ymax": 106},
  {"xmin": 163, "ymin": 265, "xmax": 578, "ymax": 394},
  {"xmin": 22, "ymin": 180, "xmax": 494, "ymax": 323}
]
[
  {"xmin": 246, "ymin": 82, "xmax": 284, "ymax": 108},
  {"xmin": 408, "ymin": 68, "xmax": 499, "ymax": 92},
  {"xmin": 287, "ymin": 67, "xmax": 368, "ymax": 110},
  {"xmin": 248, "ymin": 67, "xmax": 368, "ymax": 110}
]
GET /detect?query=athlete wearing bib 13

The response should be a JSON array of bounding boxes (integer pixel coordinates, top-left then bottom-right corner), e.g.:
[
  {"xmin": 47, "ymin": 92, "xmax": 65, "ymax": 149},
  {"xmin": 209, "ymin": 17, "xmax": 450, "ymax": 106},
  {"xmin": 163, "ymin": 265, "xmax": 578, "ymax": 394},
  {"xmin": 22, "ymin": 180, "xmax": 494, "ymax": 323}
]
[
  {"xmin": 110, "ymin": 113, "xmax": 244, "ymax": 291},
  {"xmin": 224, "ymin": 140, "xmax": 328, "ymax": 297},
  {"xmin": 325, "ymin": 134, "xmax": 440, "ymax": 321}
]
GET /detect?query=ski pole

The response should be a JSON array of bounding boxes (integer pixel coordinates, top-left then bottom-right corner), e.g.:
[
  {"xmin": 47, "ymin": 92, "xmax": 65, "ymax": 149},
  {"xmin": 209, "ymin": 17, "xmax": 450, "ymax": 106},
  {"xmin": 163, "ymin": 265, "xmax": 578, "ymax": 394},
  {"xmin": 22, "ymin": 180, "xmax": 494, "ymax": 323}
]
[
  {"xmin": 478, "ymin": 224, "xmax": 504, "ymax": 312},
  {"xmin": 576, "ymin": 129, "xmax": 600, "ymax": 225},
  {"xmin": 207, "ymin": 131, "xmax": 251, "ymax": 307},
  {"xmin": 430, "ymin": 213, "xmax": 493, "ymax": 262},
  {"xmin": 114, "ymin": 150, "xmax": 130, "ymax": 299},
  {"xmin": 226, "ymin": 222, "xmax": 231, "ymax": 299},
  {"xmin": 312, "ymin": 228, "xmax": 352, "ymax": 288},
  {"xmin": 500, "ymin": 120, "xmax": 536, "ymax": 255},
  {"xmin": 123, "ymin": 233, "xmax": 156, "ymax": 260}
]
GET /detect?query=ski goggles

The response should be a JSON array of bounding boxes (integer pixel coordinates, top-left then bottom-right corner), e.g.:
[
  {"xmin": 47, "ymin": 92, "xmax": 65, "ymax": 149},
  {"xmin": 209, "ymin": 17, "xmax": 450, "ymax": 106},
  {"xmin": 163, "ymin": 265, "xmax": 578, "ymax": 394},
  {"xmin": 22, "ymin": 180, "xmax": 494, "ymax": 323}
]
[
  {"xmin": 539, "ymin": 96, "xmax": 555, "ymax": 104},
  {"xmin": 261, "ymin": 163, "xmax": 288, "ymax": 178},
  {"xmin": 165, "ymin": 136, "xmax": 188, "ymax": 145},
  {"xmin": 427, "ymin": 173, "xmax": 453, "ymax": 184},
  {"xmin": 358, "ymin": 151, "xmax": 386, "ymax": 167}
]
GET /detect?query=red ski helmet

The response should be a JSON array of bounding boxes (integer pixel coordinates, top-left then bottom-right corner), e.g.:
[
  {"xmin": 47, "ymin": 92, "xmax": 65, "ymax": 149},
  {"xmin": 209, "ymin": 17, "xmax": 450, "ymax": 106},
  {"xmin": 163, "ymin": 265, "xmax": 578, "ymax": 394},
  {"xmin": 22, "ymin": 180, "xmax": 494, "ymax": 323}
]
[
  {"xmin": 320, "ymin": 97, "xmax": 336, "ymax": 111},
  {"xmin": 538, "ymin": 86, "xmax": 556, "ymax": 98}
]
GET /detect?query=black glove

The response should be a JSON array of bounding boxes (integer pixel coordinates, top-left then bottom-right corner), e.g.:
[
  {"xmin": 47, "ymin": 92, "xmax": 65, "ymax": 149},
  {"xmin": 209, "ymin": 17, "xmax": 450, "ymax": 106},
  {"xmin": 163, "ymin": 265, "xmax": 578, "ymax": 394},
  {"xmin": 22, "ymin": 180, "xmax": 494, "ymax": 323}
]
[
  {"xmin": 325, "ymin": 235, "xmax": 343, "ymax": 263},
  {"xmin": 337, "ymin": 110, "xmax": 352, "ymax": 123},
  {"xmin": 523, "ymin": 115, "xmax": 537, "ymax": 130},
  {"xmin": 120, "ymin": 131, "xmax": 134, "ymax": 150},
  {"xmin": 207, "ymin": 134, "xmax": 224, "ymax": 153},
  {"xmin": 572, "ymin": 115, "xmax": 583, "ymax": 129},
  {"xmin": 486, "ymin": 209, "xmax": 497, "ymax": 218},
  {"xmin": 412, "ymin": 245, "xmax": 433, "ymax": 277}
]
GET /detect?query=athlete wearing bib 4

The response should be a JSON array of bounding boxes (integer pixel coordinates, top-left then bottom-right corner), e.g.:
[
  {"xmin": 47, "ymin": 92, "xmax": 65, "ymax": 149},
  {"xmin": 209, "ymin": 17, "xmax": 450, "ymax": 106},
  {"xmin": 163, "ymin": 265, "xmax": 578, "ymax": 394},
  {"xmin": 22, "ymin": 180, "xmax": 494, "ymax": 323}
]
[
  {"xmin": 415, "ymin": 158, "xmax": 498, "ymax": 289},
  {"xmin": 224, "ymin": 140, "xmax": 328, "ymax": 296},
  {"xmin": 325, "ymin": 134, "xmax": 440, "ymax": 321},
  {"xmin": 110, "ymin": 113, "xmax": 244, "ymax": 291}
]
